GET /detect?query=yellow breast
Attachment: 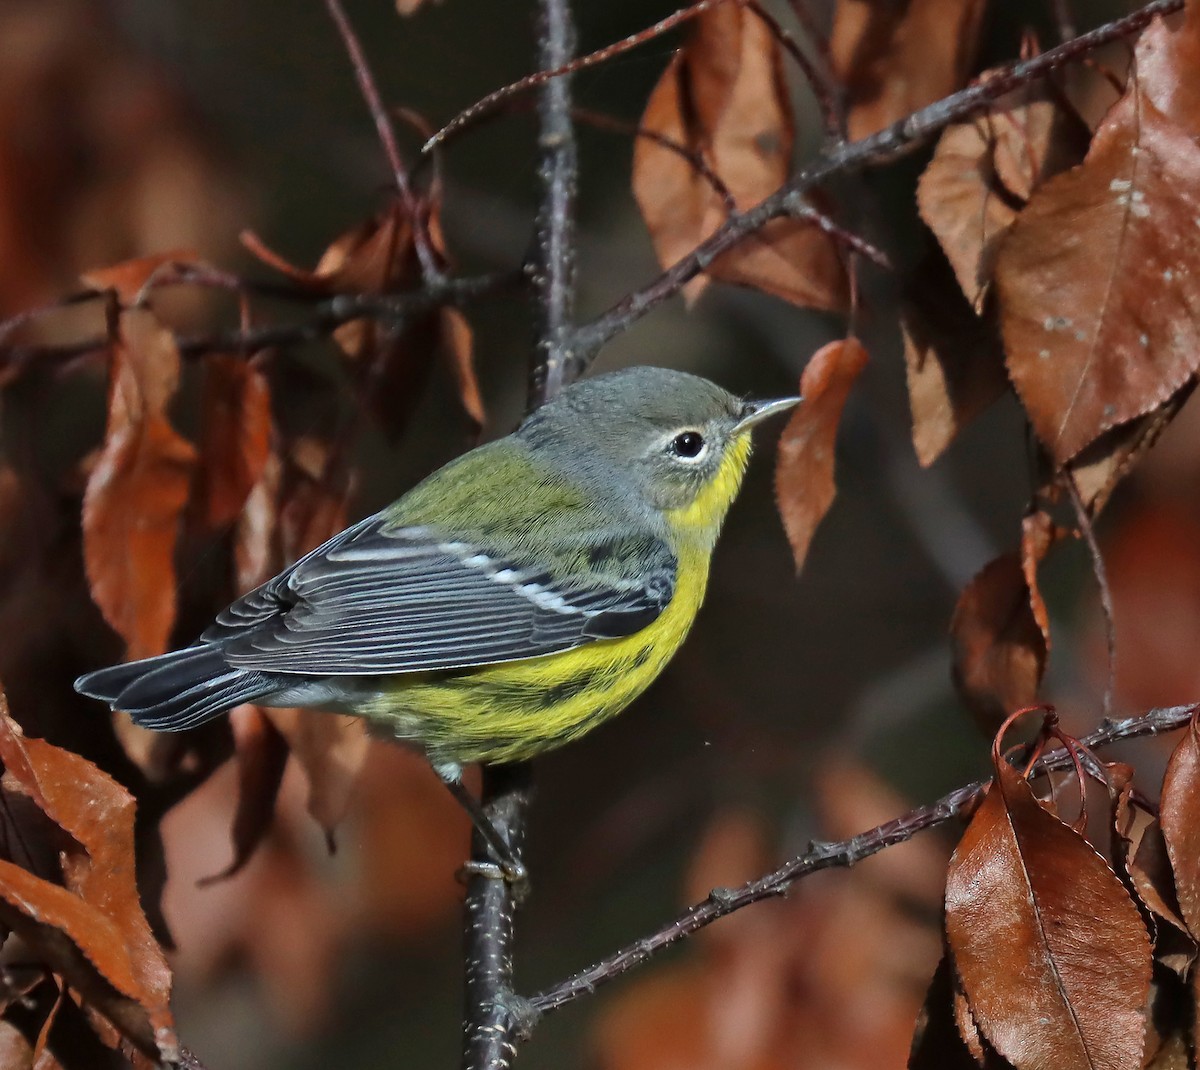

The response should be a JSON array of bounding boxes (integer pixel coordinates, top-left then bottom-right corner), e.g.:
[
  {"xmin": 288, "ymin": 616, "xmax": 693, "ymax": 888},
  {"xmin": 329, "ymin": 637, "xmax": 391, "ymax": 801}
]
[
  {"xmin": 366, "ymin": 432, "xmax": 752, "ymax": 767},
  {"xmin": 369, "ymin": 543, "xmax": 710, "ymax": 766}
]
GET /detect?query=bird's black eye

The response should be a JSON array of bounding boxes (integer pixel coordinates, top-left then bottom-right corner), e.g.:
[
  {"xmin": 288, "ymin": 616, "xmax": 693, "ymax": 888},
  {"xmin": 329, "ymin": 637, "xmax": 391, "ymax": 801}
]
[{"xmin": 670, "ymin": 430, "xmax": 706, "ymax": 459}]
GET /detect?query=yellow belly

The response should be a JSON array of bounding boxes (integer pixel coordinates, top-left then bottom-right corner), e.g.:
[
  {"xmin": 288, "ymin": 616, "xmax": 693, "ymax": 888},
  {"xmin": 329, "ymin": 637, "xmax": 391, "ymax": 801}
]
[{"xmin": 365, "ymin": 545, "xmax": 710, "ymax": 767}]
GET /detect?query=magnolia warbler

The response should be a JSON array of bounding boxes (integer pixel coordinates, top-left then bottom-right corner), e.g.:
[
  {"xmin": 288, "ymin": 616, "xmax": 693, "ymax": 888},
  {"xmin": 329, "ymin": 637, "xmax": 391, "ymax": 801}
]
[{"xmin": 76, "ymin": 366, "xmax": 799, "ymax": 874}]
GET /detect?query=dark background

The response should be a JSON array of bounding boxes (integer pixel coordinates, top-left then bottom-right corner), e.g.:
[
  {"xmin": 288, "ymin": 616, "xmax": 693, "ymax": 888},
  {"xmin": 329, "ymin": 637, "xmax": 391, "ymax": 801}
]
[{"xmin": 2, "ymin": 1, "xmax": 1195, "ymax": 1067}]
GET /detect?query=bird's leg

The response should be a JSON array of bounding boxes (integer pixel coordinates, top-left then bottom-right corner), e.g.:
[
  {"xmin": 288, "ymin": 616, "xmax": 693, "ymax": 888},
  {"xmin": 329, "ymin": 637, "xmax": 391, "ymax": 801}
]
[{"xmin": 438, "ymin": 767, "xmax": 529, "ymax": 890}]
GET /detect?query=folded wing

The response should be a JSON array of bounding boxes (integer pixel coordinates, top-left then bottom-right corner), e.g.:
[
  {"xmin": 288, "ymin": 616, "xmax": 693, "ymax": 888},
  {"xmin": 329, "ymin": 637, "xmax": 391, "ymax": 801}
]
[{"xmin": 208, "ymin": 515, "xmax": 677, "ymax": 676}]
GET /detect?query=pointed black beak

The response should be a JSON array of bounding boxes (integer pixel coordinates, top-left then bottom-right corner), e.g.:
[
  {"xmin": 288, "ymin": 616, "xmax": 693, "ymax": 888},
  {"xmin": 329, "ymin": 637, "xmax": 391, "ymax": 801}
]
[{"xmin": 732, "ymin": 395, "xmax": 802, "ymax": 434}]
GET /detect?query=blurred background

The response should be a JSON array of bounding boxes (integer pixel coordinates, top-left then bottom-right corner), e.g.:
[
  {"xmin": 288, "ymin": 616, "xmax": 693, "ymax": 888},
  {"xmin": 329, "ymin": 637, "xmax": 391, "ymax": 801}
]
[{"xmin": 1, "ymin": 0, "xmax": 1197, "ymax": 1067}]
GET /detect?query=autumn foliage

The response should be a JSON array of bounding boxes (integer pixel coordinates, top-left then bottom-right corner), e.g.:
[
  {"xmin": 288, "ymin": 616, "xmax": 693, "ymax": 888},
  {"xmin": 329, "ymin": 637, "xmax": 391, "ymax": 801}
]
[{"xmin": 1, "ymin": 0, "xmax": 1200, "ymax": 1067}]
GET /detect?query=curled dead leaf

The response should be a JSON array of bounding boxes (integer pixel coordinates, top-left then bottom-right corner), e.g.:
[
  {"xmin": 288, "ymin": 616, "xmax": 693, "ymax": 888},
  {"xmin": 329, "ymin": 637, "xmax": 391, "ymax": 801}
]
[
  {"xmin": 945, "ymin": 723, "xmax": 1152, "ymax": 1070},
  {"xmin": 997, "ymin": 81, "xmax": 1200, "ymax": 465},
  {"xmin": 0, "ymin": 693, "xmax": 176, "ymax": 1062},
  {"xmin": 82, "ymin": 309, "xmax": 197, "ymax": 661},
  {"xmin": 774, "ymin": 338, "xmax": 868, "ymax": 572},
  {"xmin": 831, "ymin": 0, "xmax": 987, "ymax": 140},
  {"xmin": 193, "ymin": 354, "xmax": 272, "ymax": 530}
]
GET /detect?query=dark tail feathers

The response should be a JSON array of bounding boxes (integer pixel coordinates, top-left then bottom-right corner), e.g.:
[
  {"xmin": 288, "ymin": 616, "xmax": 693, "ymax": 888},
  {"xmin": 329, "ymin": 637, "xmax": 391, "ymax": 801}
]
[{"xmin": 74, "ymin": 645, "xmax": 274, "ymax": 732}]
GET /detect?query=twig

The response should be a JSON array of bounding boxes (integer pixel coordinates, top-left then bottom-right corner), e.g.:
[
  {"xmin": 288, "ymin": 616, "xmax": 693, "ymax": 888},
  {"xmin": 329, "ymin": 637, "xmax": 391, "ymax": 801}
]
[
  {"xmin": 788, "ymin": 201, "xmax": 891, "ymax": 269},
  {"xmin": 459, "ymin": 1, "xmax": 580, "ymax": 1067},
  {"xmin": 527, "ymin": 702, "xmax": 1198, "ymax": 1018},
  {"xmin": 461, "ymin": 764, "xmax": 535, "ymax": 1070},
  {"xmin": 0, "ymin": 271, "xmax": 518, "ymax": 373},
  {"xmin": 423, "ymin": 0, "xmax": 732, "ymax": 154},
  {"xmin": 322, "ymin": 0, "xmax": 442, "ymax": 280},
  {"xmin": 528, "ymin": 0, "xmax": 579, "ymax": 406},
  {"xmin": 567, "ymin": 0, "xmax": 1182, "ymax": 368},
  {"xmin": 787, "ymin": 0, "xmax": 831, "ymax": 61},
  {"xmin": 1065, "ymin": 473, "xmax": 1117, "ymax": 718}
]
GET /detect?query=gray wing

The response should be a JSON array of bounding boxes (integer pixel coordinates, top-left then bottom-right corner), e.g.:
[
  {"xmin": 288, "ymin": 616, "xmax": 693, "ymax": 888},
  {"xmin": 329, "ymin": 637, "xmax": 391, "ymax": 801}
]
[{"xmin": 205, "ymin": 515, "xmax": 676, "ymax": 676}]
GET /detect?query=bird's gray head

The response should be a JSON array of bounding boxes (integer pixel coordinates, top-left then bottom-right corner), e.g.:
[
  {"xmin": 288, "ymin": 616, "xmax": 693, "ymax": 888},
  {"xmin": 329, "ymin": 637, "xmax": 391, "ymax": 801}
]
[{"xmin": 517, "ymin": 367, "xmax": 799, "ymax": 516}]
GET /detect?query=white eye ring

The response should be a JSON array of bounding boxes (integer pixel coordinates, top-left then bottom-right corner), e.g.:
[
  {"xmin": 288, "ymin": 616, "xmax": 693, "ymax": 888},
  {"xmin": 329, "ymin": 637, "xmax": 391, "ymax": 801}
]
[{"xmin": 668, "ymin": 429, "xmax": 708, "ymax": 463}]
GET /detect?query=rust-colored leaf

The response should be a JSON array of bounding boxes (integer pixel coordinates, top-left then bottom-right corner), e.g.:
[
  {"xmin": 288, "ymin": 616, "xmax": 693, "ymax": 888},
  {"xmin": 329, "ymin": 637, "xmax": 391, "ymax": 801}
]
[
  {"xmin": 263, "ymin": 709, "xmax": 369, "ymax": 839},
  {"xmin": 200, "ymin": 706, "xmax": 290, "ymax": 885},
  {"xmin": 1131, "ymin": 820, "xmax": 1190, "ymax": 936},
  {"xmin": 241, "ymin": 204, "xmax": 416, "ymax": 298},
  {"xmin": 82, "ymin": 309, "xmax": 197, "ymax": 661},
  {"xmin": 0, "ymin": 695, "xmax": 176, "ymax": 1061},
  {"xmin": 996, "ymin": 80, "xmax": 1200, "ymax": 464},
  {"xmin": 902, "ymin": 253, "xmax": 1009, "ymax": 466},
  {"xmin": 918, "ymin": 82, "xmax": 1088, "ymax": 309},
  {"xmin": 1159, "ymin": 716, "xmax": 1200, "ymax": 937},
  {"xmin": 80, "ymin": 250, "xmax": 206, "ymax": 306},
  {"xmin": 0, "ymin": 862, "xmax": 161, "ymax": 1055},
  {"xmin": 951, "ymin": 522, "xmax": 1059, "ymax": 737},
  {"xmin": 1064, "ymin": 385, "xmax": 1194, "ymax": 516},
  {"xmin": 831, "ymin": 0, "xmax": 987, "ymax": 140},
  {"xmin": 1129, "ymin": 818, "xmax": 1197, "ymax": 979},
  {"xmin": 774, "ymin": 338, "xmax": 868, "ymax": 571},
  {"xmin": 909, "ymin": 956, "xmax": 992, "ymax": 1069},
  {"xmin": 440, "ymin": 308, "xmax": 485, "ymax": 434},
  {"xmin": 1136, "ymin": 4, "xmax": 1200, "ymax": 136},
  {"xmin": 945, "ymin": 728, "xmax": 1153, "ymax": 1070},
  {"xmin": 633, "ymin": 6, "xmax": 846, "ymax": 310},
  {"xmin": 193, "ymin": 354, "xmax": 271, "ymax": 529}
]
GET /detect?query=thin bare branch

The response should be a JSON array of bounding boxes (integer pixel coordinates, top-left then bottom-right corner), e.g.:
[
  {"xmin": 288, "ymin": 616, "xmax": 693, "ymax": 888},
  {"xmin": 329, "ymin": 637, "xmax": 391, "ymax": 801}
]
[
  {"xmin": 461, "ymin": 765, "xmax": 535, "ymax": 1070},
  {"xmin": 460, "ymin": 0, "xmax": 580, "ymax": 1066},
  {"xmin": 527, "ymin": 702, "xmax": 1198, "ymax": 1018},
  {"xmin": 528, "ymin": 0, "xmax": 579, "ymax": 405},
  {"xmin": 0, "ymin": 271, "xmax": 520, "ymax": 374},
  {"xmin": 322, "ymin": 0, "xmax": 441, "ymax": 280},
  {"xmin": 423, "ymin": 0, "xmax": 732, "ymax": 154}
]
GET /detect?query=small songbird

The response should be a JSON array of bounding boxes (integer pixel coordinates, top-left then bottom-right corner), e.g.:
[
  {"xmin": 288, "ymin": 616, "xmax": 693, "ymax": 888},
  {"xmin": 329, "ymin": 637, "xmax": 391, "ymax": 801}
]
[{"xmin": 76, "ymin": 366, "xmax": 798, "ymax": 875}]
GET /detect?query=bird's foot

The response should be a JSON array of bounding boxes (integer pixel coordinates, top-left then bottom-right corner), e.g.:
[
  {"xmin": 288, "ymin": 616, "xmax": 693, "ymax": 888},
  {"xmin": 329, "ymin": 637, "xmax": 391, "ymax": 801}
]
[{"xmin": 457, "ymin": 857, "xmax": 531, "ymax": 902}]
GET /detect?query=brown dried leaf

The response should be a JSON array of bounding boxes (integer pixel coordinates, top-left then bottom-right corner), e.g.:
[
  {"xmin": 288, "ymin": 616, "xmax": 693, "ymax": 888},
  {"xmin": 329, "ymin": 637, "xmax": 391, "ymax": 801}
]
[
  {"xmin": 1129, "ymin": 818, "xmax": 1197, "ymax": 979},
  {"xmin": 951, "ymin": 547, "xmax": 1048, "ymax": 737},
  {"xmin": 1159, "ymin": 717, "xmax": 1200, "ymax": 937},
  {"xmin": 633, "ymin": 6, "xmax": 845, "ymax": 310},
  {"xmin": 902, "ymin": 254, "xmax": 1009, "ymax": 466},
  {"xmin": 996, "ymin": 81, "xmax": 1200, "ymax": 464},
  {"xmin": 1136, "ymin": 4, "xmax": 1200, "ymax": 135},
  {"xmin": 1064, "ymin": 385, "xmax": 1194, "ymax": 516},
  {"xmin": 708, "ymin": 215, "xmax": 848, "ymax": 311},
  {"xmin": 0, "ymin": 863, "xmax": 162, "ymax": 1058},
  {"xmin": 440, "ymin": 308, "xmax": 485, "ymax": 433},
  {"xmin": 193, "ymin": 355, "xmax": 271, "ymax": 529},
  {"xmin": 200, "ymin": 706, "xmax": 289, "ymax": 885},
  {"xmin": 1020, "ymin": 511, "xmax": 1069, "ymax": 641},
  {"xmin": 831, "ymin": 0, "xmax": 988, "ymax": 140},
  {"xmin": 0, "ymin": 696, "xmax": 176, "ymax": 1062},
  {"xmin": 79, "ymin": 250, "xmax": 205, "ymax": 307},
  {"xmin": 774, "ymin": 338, "xmax": 868, "ymax": 571},
  {"xmin": 1131, "ymin": 820, "xmax": 1190, "ymax": 936},
  {"xmin": 918, "ymin": 84, "xmax": 1088, "ymax": 309},
  {"xmin": 945, "ymin": 734, "xmax": 1152, "ymax": 1070},
  {"xmin": 263, "ymin": 710, "xmax": 369, "ymax": 838},
  {"xmin": 909, "ymin": 956, "xmax": 991, "ymax": 1069},
  {"xmin": 241, "ymin": 204, "xmax": 416, "ymax": 297},
  {"xmin": 82, "ymin": 309, "xmax": 197, "ymax": 660}
]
